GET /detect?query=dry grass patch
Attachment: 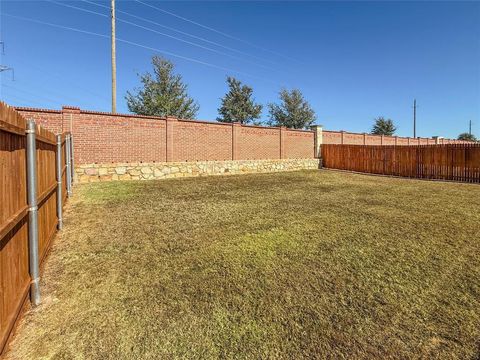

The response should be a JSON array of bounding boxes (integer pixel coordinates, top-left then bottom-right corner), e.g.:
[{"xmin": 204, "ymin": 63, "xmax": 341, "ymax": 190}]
[{"xmin": 6, "ymin": 170, "xmax": 480, "ymax": 359}]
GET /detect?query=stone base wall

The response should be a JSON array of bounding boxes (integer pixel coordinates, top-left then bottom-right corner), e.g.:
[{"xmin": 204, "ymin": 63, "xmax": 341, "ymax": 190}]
[{"xmin": 75, "ymin": 159, "xmax": 321, "ymax": 183}]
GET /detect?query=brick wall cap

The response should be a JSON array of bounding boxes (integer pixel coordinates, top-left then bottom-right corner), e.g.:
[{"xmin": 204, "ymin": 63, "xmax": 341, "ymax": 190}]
[
  {"xmin": 14, "ymin": 106, "xmax": 62, "ymax": 114},
  {"xmin": 177, "ymin": 118, "xmax": 233, "ymax": 126},
  {"xmin": 80, "ymin": 109, "xmax": 167, "ymax": 119},
  {"xmin": 284, "ymin": 127, "xmax": 314, "ymax": 133},
  {"xmin": 240, "ymin": 123, "xmax": 280, "ymax": 130}
]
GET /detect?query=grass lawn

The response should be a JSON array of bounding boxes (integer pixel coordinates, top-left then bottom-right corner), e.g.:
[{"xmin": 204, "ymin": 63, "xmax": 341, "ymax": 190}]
[{"xmin": 6, "ymin": 170, "xmax": 480, "ymax": 359}]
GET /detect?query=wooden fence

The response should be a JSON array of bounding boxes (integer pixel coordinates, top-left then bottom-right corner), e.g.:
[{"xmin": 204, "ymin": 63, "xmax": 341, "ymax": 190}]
[
  {"xmin": 0, "ymin": 102, "xmax": 73, "ymax": 354},
  {"xmin": 322, "ymin": 144, "xmax": 480, "ymax": 183}
]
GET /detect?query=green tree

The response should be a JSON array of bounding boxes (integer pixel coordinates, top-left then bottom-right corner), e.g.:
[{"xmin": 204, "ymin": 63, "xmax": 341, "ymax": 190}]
[
  {"xmin": 268, "ymin": 89, "xmax": 316, "ymax": 129},
  {"xmin": 126, "ymin": 56, "xmax": 199, "ymax": 119},
  {"xmin": 371, "ymin": 117, "xmax": 397, "ymax": 136},
  {"xmin": 457, "ymin": 133, "xmax": 477, "ymax": 142},
  {"xmin": 217, "ymin": 77, "xmax": 262, "ymax": 124}
]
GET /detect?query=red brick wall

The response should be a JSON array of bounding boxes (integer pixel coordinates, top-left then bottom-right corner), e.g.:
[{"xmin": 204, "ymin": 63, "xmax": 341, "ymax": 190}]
[
  {"xmin": 16, "ymin": 106, "xmax": 315, "ymax": 164},
  {"xmin": 75, "ymin": 113, "xmax": 167, "ymax": 163},
  {"xmin": 285, "ymin": 129, "xmax": 315, "ymax": 158},
  {"xmin": 173, "ymin": 120, "xmax": 232, "ymax": 161},
  {"xmin": 18, "ymin": 108, "xmax": 63, "ymax": 134},
  {"xmin": 323, "ymin": 130, "xmax": 469, "ymax": 146},
  {"xmin": 238, "ymin": 126, "xmax": 281, "ymax": 160},
  {"xmin": 18, "ymin": 106, "xmax": 468, "ymax": 165}
]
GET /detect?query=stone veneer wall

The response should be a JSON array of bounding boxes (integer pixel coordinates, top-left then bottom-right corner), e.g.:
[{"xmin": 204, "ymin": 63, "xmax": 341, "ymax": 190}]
[{"xmin": 75, "ymin": 159, "xmax": 321, "ymax": 183}]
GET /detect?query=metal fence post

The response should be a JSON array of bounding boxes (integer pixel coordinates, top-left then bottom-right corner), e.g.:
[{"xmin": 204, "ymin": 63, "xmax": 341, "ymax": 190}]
[
  {"xmin": 56, "ymin": 134, "xmax": 63, "ymax": 230},
  {"xmin": 70, "ymin": 134, "xmax": 75, "ymax": 183},
  {"xmin": 26, "ymin": 119, "xmax": 41, "ymax": 306},
  {"xmin": 65, "ymin": 134, "xmax": 73, "ymax": 197}
]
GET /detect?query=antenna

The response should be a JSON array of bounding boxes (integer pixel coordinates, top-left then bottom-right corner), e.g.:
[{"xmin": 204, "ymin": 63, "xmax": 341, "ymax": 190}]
[
  {"xmin": 0, "ymin": 42, "xmax": 15, "ymax": 81},
  {"xmin": 0, "ymin": 65, "xmax": 15, "ymax": 81}
]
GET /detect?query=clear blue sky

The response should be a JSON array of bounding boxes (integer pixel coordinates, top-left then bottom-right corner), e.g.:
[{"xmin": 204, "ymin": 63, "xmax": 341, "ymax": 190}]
[{"xmin": 1, "ymin": 1, "xmax": 479, "ymax": 138}]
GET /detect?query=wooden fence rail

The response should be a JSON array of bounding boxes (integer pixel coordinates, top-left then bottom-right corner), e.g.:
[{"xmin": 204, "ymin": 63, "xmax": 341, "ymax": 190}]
[
  {"xmin": 0, "ymin": 102, "xmax": 72, "ymax": 354},
  {"xmin": 322, "ymin": 144, "xmax": 480, "ymax": 183}
]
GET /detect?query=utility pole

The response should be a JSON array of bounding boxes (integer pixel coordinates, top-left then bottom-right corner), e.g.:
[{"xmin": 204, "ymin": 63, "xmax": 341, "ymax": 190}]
[
  {"xmin": 469, "ymin": 120, "xmax": 472, "ymax": 136},
  {"xmin": 111, "ymin": 0, "xmax": 116, "ymax": 113},
  {"xmin": 413, "ymin": 99, "xmax": 417, "ymax": 138}
]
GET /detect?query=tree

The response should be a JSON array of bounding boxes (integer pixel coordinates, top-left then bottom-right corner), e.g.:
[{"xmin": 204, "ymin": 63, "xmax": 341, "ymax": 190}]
[
  {"xmin": 371, "ymin": 117, "xmax": 397, "ymax": 136},
  {"xmin": 217, "ymin": 77, "xmax": 262, "ymax": 124},
  {"xmin": 457, "ymin": 133, "xmax": 477, "ymax": 142},
  {"xmin": 126, "ymin": 56, "xmax": 199, "ymax": 119},
  {"xmin": 268, "ymin": 89, "xmax": 316, "ymax": 129}
]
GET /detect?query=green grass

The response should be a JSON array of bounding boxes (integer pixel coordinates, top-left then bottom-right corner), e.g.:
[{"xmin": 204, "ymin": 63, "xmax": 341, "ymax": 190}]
[{"xmin": 6, "ymin": 170, "xmax": 480, "ymax": 359}]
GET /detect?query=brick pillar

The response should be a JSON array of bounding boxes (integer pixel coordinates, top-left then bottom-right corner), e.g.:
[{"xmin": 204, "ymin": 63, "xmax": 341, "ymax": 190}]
[
  {"xmin": 62, "ymin": 106, "xmax": 80, "ymax": 168},
  {"xmin": 166, "ymin": 116, "xmax": 177, "ymax": 162},
  {"xmin": 341, "ymin": 131, "xmax": 345, "ymax": 144},
  {"xmin": 232, "ymin": 122, "xmax": 240, "ymax": 160},
  {"xmin": 310, "ymin": 125, "xmax": 323, "ymax": 158},
  {"xmin": 407, "ymin": 137, "xmax": 410, "ymax": 145},
  {"xmin": 279, "ymin": 126, "xmax": 286, "ymax": 159},
  {"xmin": 61, "ymin": 106, "xmax": 80, "ymax": 134}
]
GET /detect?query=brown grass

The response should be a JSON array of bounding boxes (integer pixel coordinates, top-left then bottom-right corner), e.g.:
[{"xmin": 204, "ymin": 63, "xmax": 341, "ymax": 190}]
[{"xmin": 6, "ymin": 170, "xmax": 480, "ymax": 359}]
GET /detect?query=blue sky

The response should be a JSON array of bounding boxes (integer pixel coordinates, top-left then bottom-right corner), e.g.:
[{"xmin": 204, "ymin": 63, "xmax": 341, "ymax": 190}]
[{"xmin": 1, "ymin": 1, "xmax": 479, "ymax": 138}]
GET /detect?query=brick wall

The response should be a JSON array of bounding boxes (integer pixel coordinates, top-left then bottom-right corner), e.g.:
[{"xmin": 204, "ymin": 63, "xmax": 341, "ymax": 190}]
[
  {"xmin": 16, "ymin": 105, "xmax": 468, "ymax": 166},
  {"xmin": 16, "ymin": 106, "xmax": 315, "ymax": 165},
  {"xmin": 323, "ymin": 130, "xmax": 470, "ymax": 145}
]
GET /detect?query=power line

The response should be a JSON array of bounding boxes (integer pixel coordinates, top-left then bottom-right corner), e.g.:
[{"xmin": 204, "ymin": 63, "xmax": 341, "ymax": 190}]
[
  {"xmin": 2, "ymin": 83, "xmax": 64, "ymax": 105},
  {"xmin": 11, "ymin": 74, "xmax": 94, "ymax": 104},
  {"xmin": 3, "ymin": 13, "xmax": 277, "ymax": 84},
  {"xmin": 3, "ymin": 64, "xmax": 108, "ymax": 106},
  {"xmin": 135, "ymin": 0, "xmax": 303, "ymax": 64},
  {"xmin": 1, "ymin": 93, "xmax": 48, "ymax": 107},
  {"xmin": 49, "ymin": 0, "xmax": 277, "ymax": 72},
  {"xmin": 13, "ymin": 58, "xmax": 110, "ymax": 101},
  {"xmin": 82, "ymin": 0, "xmax": 281, "ymax": 68}
]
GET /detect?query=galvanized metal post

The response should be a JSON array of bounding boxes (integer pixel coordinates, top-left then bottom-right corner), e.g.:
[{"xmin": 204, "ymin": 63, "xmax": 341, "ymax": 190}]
[
  {"xmin": 26, "ymin": 119, "xmax": 41, "ymax": 306},
  {"xmin": 70, "ymin": 134, "xmax": 75, "ymax": 183},
  {"xmin": 56, "ymin": 134, "xmax": 63, "ymax": 230},
  {"xmin": 65, "ymin": 134, "xmax": 72, "ymax": 197}
]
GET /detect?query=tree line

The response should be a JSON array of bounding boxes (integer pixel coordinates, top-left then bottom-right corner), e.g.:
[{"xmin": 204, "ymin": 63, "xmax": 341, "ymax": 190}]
[
  {"xmin": 126, "ymin": 56, "xmax": 316, "ymax": 129},
  {"xmin": 126, "ymin": 56, "xmax": 478, "ymax": 140},
  {"xmin": 370, "ymin": 117, "xmax": 478, "ymax": 141}
]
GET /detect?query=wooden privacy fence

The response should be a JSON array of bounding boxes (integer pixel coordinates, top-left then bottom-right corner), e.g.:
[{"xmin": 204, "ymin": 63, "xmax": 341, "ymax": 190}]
[
  {"xmin": 0, "ymin": 102, "xmax": 74, "ymax": 354},
  {"xmin": 322, "ymin": 144, "xmax": 480, "ymax": 183}
]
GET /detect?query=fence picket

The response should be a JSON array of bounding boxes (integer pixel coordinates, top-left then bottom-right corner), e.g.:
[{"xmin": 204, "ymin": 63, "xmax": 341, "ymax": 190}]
[
  {"xmin": 0, "ymin": 101, "xmax": 71, "ymax": 354},
  {"xmin": 322, "ymin": 144, "xmax": 480, "ymax": 183}
]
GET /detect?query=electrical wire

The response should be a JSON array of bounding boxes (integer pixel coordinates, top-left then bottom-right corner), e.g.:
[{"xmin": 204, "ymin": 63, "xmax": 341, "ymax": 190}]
[
  {"xmin": 49, "ymin": 0, "xmax": 278, "ymax": 72},
  {"xmin": 3, "ymin": 13, "xmax": 279, "ymax": 84},
  {"xmin": 82, "ymin": 0, "xmax": 281, "ymax": 67},
  {"xmin": 2, "ymin": 83, "xmax": 64, "ymax": 105},
  {"xmin": 135, "ymin": 0, "xmax": 303, "ymax": 64}
]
